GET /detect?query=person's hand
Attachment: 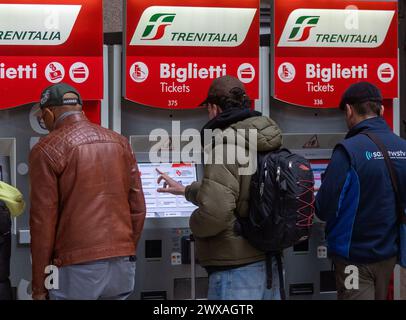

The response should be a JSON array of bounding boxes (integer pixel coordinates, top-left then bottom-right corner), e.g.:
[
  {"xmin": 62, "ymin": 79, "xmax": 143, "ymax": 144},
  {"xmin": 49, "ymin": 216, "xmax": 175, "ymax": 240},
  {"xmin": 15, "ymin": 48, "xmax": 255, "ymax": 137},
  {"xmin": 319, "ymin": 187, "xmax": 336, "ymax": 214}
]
[{"xmin": 156, "ymin": 169, "xmax": 186, "ymax": 196}]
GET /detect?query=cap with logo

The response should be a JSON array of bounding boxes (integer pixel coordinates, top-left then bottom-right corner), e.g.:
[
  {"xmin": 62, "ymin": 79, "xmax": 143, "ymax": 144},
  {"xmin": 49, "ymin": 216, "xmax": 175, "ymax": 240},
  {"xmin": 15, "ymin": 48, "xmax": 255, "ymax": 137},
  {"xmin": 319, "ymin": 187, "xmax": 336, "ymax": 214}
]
[
  {"xmin": 200, "ymin": 75, "xmax": 247, "ymax": 107},
  {"xmin": 39, "ymin": 83, "xmax": 83, "ymax": 109},
  {"xmin": 339, "ymin": 82, "xmax": 383, "ymax": 111}
]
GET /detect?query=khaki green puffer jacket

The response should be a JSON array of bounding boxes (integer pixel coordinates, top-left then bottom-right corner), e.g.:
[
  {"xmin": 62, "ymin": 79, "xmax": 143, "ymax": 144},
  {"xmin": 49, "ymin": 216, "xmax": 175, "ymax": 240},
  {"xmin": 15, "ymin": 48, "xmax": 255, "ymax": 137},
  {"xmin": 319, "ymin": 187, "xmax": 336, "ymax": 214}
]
[{"xmin": 185, "ymin": 116, "xmax": 282, "ymax": 267}]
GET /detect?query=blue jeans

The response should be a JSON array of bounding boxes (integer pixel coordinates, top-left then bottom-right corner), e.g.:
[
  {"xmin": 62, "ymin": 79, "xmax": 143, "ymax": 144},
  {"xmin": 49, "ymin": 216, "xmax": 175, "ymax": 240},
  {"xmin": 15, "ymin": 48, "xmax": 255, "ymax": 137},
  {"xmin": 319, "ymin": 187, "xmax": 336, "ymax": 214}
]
[
  {"xmin": 207, "ymin": 260, "xmax": 282, "ymax": 300},
  {"xmin": 49, "ymin": 256, "xmax": 136, "ymax": 300}
]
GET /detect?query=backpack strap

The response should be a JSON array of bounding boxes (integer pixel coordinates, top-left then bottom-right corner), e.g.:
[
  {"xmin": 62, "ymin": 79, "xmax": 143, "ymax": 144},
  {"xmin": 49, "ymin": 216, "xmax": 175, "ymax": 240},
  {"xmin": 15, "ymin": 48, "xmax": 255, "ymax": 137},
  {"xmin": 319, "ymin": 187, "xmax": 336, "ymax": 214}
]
[{"xmin": 265, "ymin": 252, "xmax": 286, "ymax": 300}]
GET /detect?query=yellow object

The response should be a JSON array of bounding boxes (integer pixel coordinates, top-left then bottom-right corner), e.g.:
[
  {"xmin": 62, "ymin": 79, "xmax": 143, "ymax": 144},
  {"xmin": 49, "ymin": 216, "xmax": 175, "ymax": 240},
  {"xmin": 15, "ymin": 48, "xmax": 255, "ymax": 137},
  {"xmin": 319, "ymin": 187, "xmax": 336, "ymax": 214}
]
[{"xmin": 0, "ymin": 181, "xmax": 25, "ymax": 217}]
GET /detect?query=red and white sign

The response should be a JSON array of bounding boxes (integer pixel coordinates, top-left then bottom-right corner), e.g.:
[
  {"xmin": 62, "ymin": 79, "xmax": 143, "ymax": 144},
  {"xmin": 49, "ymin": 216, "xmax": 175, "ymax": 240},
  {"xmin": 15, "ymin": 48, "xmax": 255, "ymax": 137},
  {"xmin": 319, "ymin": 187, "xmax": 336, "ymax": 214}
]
[
  {"xmin": 125, "ymin": 0, "xmax": 260, "ymax": 109},
  {"xmin": 0, "ymin": 0, "xmax": 103, "ymax": 110},
  {"xmin": 273, "ymin": 0, "xmax": 398, "ymax": 108}
]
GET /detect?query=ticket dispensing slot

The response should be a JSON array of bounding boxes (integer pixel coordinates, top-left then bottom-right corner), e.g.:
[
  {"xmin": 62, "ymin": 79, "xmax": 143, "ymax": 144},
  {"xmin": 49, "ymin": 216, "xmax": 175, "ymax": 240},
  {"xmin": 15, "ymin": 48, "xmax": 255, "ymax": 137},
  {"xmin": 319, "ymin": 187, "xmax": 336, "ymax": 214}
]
[
  {"xmin": 145, "ymin": 240, "xmax": 162, "ymax": 260},
  {"xmin": 293, "ymin": 240, "xmax": 309, "ymax": 253}
]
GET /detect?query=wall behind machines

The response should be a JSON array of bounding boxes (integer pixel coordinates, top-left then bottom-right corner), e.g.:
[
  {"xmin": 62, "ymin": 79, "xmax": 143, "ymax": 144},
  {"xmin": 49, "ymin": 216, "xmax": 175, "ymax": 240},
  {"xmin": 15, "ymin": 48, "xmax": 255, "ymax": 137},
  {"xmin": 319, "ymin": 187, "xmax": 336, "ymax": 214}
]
[{"xmin": 260, "ymin": 0, "xmax": 344, "ymax": 300}]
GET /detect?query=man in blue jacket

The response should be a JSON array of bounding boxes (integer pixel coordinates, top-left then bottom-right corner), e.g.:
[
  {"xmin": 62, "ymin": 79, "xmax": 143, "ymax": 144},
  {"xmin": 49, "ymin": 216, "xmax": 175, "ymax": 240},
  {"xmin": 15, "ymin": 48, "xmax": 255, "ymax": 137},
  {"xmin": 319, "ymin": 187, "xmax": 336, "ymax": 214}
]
[{"xmin": 316, "ymin": 82, "xmax": 406, "ymax": 300}]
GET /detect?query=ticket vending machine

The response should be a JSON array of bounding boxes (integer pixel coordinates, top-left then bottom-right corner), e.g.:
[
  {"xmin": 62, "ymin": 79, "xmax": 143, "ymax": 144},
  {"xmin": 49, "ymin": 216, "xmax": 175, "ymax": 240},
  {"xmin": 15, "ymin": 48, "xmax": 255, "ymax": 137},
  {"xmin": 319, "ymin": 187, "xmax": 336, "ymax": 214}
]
[
  {"xmin": 273, "ymin": 105, "xmax": 400, "ymax": 300},
  {"xmin": 267, "ymin": 75, "xmax": 400, "ymax": 301},
  {"xmin": 119, "ymin": 101, "xmax": 209, "ymax": 300},
  {"xmin": 266, "ymin": 67, "xmax": 400, "ymax": 300},
  {"xmin": 0, "ymin": 104, "xmax": 45, "ymax": 299},
  {"xmin": 266, "ymin": 0, "xmax": 401, "ymax": 299},
  {"xmin": 130, "ymin": 161, "xmax": 208, "ymax": 300},
  {"xmin": 115, "ymin": 48, "xmax": 210, "ymax": 299},
  {"xmin": 254, "ymin": 22, "xmax": 348, "ymax": 297},
  {"xmin": 276, "ymin": 122, "xmax": 346, "ymax": 300}
]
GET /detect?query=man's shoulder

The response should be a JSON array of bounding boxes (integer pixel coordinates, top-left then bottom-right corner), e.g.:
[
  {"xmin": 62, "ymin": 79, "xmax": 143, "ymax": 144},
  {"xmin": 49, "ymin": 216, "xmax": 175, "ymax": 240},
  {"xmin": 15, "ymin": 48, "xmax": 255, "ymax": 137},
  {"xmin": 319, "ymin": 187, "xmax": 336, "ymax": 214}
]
[
  {"xmin": 33, "ymin": 122, "xmax": 129, "ymax": 157},
  {"xmin": 86, "ymin": 122, "xmax": 127, "ymax": 141},
  {"xmin": 31, "ymin": 130, "xmax": 63, "ymax": 157},
  {"xmin": 29, "ymin": 136, "xmax": 56, "ymax": 169},
  {"xmin": 61, "ymin": 121, "xmax": 129, "ymax": 148},
  {"xmin": 388, "ymin": 131, "xmax": 406, "ymax": 146},
  {"xmin": 339, "ymin": 133, "xmax": 369, "ymax": 151}
]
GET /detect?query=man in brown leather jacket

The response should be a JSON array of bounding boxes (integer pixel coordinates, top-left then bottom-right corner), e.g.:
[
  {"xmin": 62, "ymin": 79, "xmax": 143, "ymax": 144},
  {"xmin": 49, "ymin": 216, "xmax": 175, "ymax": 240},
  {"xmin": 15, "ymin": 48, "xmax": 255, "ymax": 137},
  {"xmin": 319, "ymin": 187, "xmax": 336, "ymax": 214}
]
[{"xmin": 29, "ymin": 83, "xmax": 146, "ymax": 300}]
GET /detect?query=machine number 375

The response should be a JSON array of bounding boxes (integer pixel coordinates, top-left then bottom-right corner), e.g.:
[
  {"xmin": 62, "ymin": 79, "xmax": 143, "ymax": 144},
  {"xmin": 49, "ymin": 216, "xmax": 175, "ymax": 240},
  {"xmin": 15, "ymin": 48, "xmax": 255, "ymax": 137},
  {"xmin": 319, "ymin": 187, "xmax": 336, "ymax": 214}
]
[{"xmin": 168, "ymin": 100, "xmax": 178, "ymax": 107}]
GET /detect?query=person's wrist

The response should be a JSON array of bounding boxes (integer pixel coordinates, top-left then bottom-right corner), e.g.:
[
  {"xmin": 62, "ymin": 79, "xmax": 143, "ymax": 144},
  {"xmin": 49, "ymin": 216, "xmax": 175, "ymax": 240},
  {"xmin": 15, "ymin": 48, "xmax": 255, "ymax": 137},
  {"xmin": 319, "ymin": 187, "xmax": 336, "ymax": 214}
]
[
  {"xmin": 184, "ymin": 185, "xmax": 191, "ymax": 199},
  {"xmin": 179, "ymin": 186, "xmax": 186, "ymax": 195}
]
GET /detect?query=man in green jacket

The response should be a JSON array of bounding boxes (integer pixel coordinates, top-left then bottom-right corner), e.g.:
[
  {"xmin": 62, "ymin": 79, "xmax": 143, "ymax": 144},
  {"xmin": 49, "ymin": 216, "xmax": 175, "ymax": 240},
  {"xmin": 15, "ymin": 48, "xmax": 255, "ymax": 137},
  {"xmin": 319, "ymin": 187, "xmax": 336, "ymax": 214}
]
[{"xmin": 157, "ymin": 76, "xmax": 282, "ymax": 300}]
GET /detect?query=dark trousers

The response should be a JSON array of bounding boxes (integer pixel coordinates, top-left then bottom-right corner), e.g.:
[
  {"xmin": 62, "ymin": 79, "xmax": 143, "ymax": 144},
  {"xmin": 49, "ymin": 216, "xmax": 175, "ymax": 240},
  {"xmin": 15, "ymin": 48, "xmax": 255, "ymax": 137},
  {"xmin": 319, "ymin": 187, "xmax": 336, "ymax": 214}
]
[
  {"xmin": 333, "ymin": 256, "xmax": 397, "ymax": 300},
  {"xmin": 0, "ymin": 203, "xmax": 12, "ymax": 300}
]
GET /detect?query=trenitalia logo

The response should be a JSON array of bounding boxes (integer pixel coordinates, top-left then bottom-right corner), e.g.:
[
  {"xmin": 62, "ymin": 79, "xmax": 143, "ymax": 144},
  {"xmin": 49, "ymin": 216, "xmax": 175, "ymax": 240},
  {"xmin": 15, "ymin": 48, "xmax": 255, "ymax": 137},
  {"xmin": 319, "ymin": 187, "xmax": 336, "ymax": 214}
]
[
  {"xmin": 278, "ymin": 9, "xmax": 395, "ymax": 48},
  {"xmin": 288, "ymin": 16, "xmax": 320, "ymax": 42},
  {"xmin": 0, "ymin": 4, "xmax": 81, "ymax": 46},
  {"xmin": 141, "ymin": 13, "xmax": 176, "ymax": 40},
  {"xmin": 130, "ymin": 6, "xmax": 257, "ymax": 47}
]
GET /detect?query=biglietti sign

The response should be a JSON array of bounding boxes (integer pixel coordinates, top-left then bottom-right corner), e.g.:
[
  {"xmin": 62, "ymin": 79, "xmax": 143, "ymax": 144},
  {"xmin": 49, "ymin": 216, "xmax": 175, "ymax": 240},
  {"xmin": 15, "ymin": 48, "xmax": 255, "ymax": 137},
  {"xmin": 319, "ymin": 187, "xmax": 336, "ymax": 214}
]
[
  {"xmin": 125, "ymin": 0, "xmax": 260, "ymax": 109},
  {"xmin": 273, "ymin": 0, "xmax": 398, "ymax": 109},
  {"xmin": 0, "ymin": 0, "xmax": 103, "ymax": 110}
]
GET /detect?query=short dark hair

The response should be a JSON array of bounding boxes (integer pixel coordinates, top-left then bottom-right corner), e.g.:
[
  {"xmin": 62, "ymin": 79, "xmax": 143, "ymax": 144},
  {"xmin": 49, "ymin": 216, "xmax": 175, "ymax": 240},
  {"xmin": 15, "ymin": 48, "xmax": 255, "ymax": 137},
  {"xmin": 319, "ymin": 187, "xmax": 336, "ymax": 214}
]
[
  {"xmin": 349, "ymin": 100, "xmax": 382, "ymax": 117},
  {"xmin": 201, "ymin": 75, "xmax": 251, "ymax": 110},
  {"xmin": 209, "ymin": 87, "xmax": 251, "ymax": 110}
]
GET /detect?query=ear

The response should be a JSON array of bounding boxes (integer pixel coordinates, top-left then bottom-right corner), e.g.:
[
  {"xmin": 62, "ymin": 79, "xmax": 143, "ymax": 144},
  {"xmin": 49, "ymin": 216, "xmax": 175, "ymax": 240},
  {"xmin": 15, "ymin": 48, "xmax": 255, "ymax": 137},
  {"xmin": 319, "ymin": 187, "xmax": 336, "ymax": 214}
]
[
  {"xmin": 345, "ymin": 104, "xmax": 352, "ymax": 117},
  {"xmin": 214, "ymin": 104, "xmax": 223, "ymax": 115},
  {"xmin": 43, "ymin": 107, "xmax": 53, "ymax": 118},
  {"xmin": 380, "ymin": 105, "xmax": 385, "ymax": 117},
  {"xmin": 44, "ymin": 107, "xmax": 56, "ymax": 123}
]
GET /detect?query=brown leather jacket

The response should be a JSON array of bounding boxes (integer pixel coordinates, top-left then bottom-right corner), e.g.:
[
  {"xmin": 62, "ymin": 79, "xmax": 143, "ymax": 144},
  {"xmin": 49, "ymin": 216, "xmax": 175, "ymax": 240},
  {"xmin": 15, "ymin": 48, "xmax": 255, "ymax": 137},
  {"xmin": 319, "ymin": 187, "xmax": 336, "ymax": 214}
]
[{"xmin": 29, "ymin": 113, "xmax": 146, "ymax": 298}]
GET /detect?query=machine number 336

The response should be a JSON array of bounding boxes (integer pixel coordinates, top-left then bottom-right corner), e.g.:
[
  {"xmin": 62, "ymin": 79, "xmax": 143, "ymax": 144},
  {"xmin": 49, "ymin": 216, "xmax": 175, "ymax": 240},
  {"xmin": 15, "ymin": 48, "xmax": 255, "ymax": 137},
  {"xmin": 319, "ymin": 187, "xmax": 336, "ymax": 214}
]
[{"xmin": 314, "ymin": 99, "xmax": 324, "ymax": 106}]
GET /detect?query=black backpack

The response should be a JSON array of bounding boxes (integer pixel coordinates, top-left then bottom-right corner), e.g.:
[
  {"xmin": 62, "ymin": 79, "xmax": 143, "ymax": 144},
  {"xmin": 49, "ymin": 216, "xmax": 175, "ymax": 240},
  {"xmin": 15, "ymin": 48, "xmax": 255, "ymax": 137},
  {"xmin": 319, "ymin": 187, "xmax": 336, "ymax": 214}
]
[{"xmin": 235, "ymin": 148, "xmax": 315, "ymax": 299}]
